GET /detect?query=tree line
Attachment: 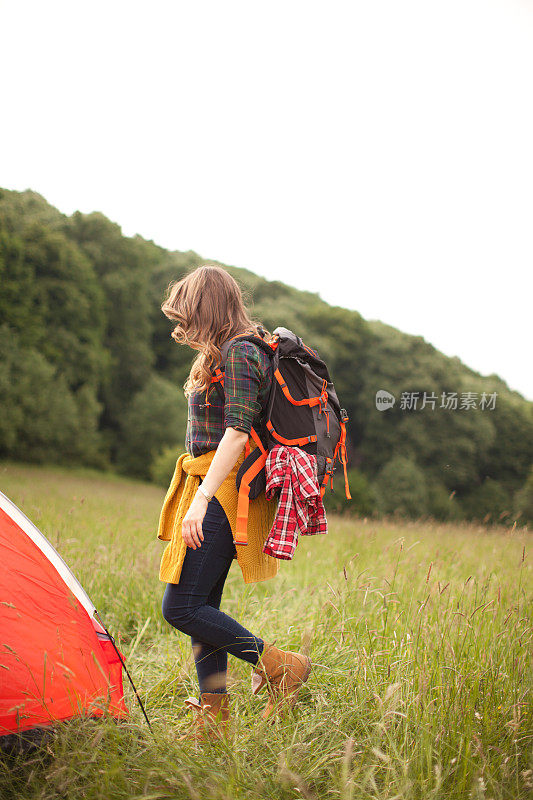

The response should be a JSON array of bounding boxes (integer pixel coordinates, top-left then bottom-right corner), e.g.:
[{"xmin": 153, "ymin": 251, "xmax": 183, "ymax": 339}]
[{"xmin": 1, "ymin": 188, "xmax": 531, "ymax": 525}]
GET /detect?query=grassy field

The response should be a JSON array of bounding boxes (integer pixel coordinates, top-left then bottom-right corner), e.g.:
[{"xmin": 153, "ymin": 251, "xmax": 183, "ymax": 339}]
[{"xmin": 0, "ymin": 461, "xmax": 532, "ymax": 800}]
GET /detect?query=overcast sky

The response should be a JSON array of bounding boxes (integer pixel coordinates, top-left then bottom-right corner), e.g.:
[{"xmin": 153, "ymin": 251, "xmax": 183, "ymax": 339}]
[{"xmin": 1, "ymin": 0, "xmax": 532, "ymax": 400}]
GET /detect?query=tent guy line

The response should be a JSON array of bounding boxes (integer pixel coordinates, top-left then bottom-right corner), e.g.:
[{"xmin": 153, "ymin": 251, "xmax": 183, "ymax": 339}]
[{"xmin": 93, "ymin": 609, "xmax": 153, "ymax": 734}]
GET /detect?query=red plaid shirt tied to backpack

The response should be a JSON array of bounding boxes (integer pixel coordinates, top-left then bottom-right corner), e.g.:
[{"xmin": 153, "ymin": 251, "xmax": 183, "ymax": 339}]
[{"xmin": 263, "ymin": 445, "xmax": 328, "ymax": 560}]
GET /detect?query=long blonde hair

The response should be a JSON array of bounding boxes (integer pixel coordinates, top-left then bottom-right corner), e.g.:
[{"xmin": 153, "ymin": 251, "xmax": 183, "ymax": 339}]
[{"xmin": 161, "ymin": 264, "xmax": 267, "ymax": 395}]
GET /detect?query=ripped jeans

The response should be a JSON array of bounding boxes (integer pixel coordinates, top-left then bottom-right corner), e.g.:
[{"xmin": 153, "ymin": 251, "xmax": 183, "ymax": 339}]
[{"xmin": 161, "ymin": 494, "xmax": 264, "ymax": 697}]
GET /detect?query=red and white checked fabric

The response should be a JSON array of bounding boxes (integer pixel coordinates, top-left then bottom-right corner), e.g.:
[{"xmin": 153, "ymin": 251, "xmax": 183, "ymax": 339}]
[{"xmin": 263, "ymin": 445, "xmax": 328, "ymax": 560}]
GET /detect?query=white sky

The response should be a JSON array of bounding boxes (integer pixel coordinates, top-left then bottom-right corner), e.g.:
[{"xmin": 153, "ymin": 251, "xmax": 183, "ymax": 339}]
[{"xmin": 1, "ymin": 0, "xmax": 532, "ymax": 400}]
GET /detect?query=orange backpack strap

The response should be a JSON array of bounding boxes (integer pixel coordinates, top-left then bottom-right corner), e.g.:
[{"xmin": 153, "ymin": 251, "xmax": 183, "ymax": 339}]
[
  {"xmin": 273, "ymin": 369, "xmax": 328, "ymax": 408},
  {"xmin": 266, "ymin": 420, "xmax": 317, "ymax": 447},
  {"xmin": 249, "ymin": 425, "xmax": 267, "ymax": 455},
  {"xmin": 320, "ymin": 457, "xmax": 334, "ymax": 498},
  {"xmin": 338, "ymin": 412, "xmax": 351, "ymax": 500},
  {"xmin": 235, "ymin": 450, "xmax": 268, "ymax": 545}
]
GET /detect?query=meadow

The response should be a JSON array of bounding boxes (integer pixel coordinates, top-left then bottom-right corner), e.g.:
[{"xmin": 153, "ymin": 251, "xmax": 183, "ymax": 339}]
[{"xmin": 0, "ymin": 461, "xmax": 531, "ymax": 800}]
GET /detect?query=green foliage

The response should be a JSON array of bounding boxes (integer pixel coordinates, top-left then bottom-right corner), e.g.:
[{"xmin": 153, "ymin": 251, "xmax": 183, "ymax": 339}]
[
  {"xmin": 0, "ymin": 228, "xmax": 40, "ymax": 344},
  {"xmin": 116, "ymin": 375, "xmax": 188, "ymax": 480},
  {"xmin": 150, "ymin": 443, "xmax": 186, "ymax": 488},
  {"xmin": 425, "ymin": 479, "xmax": 463, "ymax": 522},
  {"xmin": 303, "ymin": 305, "xmax": 371, "ymax": 442},
  {"xmin": 513, "ymin": 464, "xmax": 533, "ymax": 524},
  {"xmin": 481, "ymin": 398, "xmax": 533, "ymax": 493},
  {"xmin": 0, "ymin": 325, "xmax": 108, "ymax": 466},
  {"xmin": 67, "ymin": 211, "xmax": 160, "ymax": 427},
  {"xmin": 0, "ymin": 205, "xmax": 109, "ymax": 391},
  {"xmin": 459, "ymin": 477, "xmax": 514, "ymax": 525},
  {"xmin": 372, "ymin": 455, "xmax": 429, "ymax": 519},
  {"xmin": 323, "ymin": 467, "xmax": 377, "ymax": 517},
  {"xmin": 357, "ymin": 322, "xmax": 499, "ymax": 493},
  {"xmin": 146, "ymin": 251, "xmax": 200, "ymax": 387}
]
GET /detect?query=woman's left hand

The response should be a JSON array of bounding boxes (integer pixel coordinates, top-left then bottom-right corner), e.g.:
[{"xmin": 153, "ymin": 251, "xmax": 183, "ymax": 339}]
[{"xmin": 181, "ymin": 490, "xmax": 208, "ymax": 549}]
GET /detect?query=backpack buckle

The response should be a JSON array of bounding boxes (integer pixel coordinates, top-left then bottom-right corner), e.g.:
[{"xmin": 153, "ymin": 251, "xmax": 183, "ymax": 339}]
[{"xmin": 340, "ymin": 408, "xmax": 349, "ymax": 422}]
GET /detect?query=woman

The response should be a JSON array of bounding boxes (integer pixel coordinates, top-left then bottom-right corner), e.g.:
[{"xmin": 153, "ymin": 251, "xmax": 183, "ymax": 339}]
[{"xmin": 157, "ymin": 264, "xmax": 312, "ymax": 741}]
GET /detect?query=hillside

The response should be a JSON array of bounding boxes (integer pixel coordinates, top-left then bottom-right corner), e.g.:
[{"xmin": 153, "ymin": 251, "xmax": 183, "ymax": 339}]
[{"xmin": 0, "ymin": 187, "xmax": 532, "ymax": 524}]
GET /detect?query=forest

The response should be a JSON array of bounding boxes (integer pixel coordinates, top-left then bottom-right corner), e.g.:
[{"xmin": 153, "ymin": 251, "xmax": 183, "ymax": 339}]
[{"xmin": 1, "ymin": 187, "xmax": 532, "ymax": 525}]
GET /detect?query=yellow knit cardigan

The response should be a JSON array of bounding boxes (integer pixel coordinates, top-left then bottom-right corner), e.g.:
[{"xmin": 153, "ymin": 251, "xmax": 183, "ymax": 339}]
[{"xmin": 157, "ymin": 448, "xmax": 280, "ymax": 585}]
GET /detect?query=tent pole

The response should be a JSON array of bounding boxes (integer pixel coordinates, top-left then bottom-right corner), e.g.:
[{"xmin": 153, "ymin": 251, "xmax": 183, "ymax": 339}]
[{"xmin": 94, "ymin": 610, "xmax": 154, "ymax": 735}]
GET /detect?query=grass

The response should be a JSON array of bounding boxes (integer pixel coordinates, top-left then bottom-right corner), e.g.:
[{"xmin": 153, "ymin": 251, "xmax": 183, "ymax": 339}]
[{"xmin": 0, "ymin": 460, "xmax": 532, "ymax": 800}]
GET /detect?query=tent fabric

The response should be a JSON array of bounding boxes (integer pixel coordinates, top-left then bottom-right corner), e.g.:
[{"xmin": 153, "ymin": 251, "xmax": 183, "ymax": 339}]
[{"xmin": 0, "ymin": 490, "xmax": 128, "ymax": 736}]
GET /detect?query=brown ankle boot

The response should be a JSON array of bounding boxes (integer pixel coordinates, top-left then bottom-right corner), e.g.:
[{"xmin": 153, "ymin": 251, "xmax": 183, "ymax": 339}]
[
  {"xmin": 179, "ymin": 692, "xmax": 231, "ymax": 741},
  {"xmin": 251, "ymin": 642, "xmax": 312, "ymax": 720}
]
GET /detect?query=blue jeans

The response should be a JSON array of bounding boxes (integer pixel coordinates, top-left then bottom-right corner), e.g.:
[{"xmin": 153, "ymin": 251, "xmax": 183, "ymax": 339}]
[{"xmin": 161, "ymin": 495, "xmax": 265, "ymax": 696}]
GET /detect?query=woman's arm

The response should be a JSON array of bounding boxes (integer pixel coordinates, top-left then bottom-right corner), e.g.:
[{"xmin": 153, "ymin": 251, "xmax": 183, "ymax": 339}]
[
  {"xmin": 182, "ymin": 339, "xmax": 265, "ymax": 549},
  {"xmin": 181, "ymin": 426, "xmax": 248, "ymax": 549}
]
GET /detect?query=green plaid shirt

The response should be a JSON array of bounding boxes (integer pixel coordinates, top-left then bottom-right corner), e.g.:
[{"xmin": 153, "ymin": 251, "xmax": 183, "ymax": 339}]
[{"xmin": 185, "ymin": 341, "xmax": 273, "ymax": 457}]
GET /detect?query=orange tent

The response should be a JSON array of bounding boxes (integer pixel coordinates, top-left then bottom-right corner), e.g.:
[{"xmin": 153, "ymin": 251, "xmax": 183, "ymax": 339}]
[{"xmin": 0, "ymin": 490, "xmax": 128, "ymax": 738}]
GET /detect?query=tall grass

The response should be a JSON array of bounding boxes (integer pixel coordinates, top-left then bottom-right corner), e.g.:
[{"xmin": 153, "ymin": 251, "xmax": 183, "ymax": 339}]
[{"xmin": 0, "ymin": 461, "xmax": 531, "ymax": 800}]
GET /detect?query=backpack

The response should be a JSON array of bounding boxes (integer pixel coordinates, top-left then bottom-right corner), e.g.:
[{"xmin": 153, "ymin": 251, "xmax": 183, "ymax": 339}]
[{"xmin": 211, "ymin": 327, "xmax": 351, "ymax": 545}]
